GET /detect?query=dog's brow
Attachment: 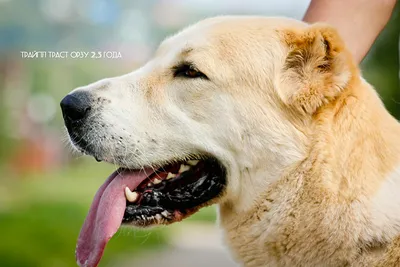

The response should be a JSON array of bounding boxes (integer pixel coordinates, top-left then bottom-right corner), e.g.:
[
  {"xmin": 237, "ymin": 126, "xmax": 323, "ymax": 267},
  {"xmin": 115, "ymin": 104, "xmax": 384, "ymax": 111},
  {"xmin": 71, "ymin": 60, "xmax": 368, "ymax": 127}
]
[
  {"xmin": 180, "ymin": 47, "xmax": 194, "ymax": 57},
  {"xmin": 171, "ymin": 60, "xmax": 196, "ymax": 71}
]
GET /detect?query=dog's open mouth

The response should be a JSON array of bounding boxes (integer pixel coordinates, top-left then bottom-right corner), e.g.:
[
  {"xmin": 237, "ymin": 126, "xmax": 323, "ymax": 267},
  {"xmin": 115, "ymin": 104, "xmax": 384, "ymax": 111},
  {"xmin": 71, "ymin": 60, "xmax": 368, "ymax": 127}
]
[{"xmin": 76, "ymin": 156, "xmax": 226, "ymax": 267}]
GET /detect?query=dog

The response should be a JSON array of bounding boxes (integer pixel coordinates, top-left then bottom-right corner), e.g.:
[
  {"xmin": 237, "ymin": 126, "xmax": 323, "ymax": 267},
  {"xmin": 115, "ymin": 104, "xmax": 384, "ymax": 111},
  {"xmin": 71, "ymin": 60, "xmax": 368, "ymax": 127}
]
[{"xmin": 61, "ymin": 16, "xmax": 400, "ymax": 267}]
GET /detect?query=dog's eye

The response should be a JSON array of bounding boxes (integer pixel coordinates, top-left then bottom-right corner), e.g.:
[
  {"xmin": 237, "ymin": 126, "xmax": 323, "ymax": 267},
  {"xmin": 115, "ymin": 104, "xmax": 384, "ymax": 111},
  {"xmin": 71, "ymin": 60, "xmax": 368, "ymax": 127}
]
[{"xmin": 173, "ymin": 64, "xmax": 207, "ymax": 79}]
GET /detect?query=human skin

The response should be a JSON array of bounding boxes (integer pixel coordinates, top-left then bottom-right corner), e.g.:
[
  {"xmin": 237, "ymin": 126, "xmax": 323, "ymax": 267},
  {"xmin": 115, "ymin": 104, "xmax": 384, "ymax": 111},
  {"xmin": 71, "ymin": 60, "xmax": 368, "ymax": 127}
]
[{"xmin": 303, "ymin": 0, "xmax": 397, "ymax": 63}]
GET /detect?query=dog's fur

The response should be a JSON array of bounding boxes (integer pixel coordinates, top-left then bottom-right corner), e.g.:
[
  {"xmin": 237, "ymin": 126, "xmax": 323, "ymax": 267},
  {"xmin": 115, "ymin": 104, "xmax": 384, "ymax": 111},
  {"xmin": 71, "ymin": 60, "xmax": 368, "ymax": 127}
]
[{"xmin": 71, "ymin": 16, "xmax": 400, "ymax": 266}]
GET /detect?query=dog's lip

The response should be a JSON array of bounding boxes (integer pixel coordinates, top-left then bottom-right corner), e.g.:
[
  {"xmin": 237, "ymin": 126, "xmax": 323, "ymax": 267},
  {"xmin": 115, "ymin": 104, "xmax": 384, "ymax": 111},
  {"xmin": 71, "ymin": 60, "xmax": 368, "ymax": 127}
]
[{"xmin": 122, "ymin": 157, "xmax": 226, "ymax": 226}]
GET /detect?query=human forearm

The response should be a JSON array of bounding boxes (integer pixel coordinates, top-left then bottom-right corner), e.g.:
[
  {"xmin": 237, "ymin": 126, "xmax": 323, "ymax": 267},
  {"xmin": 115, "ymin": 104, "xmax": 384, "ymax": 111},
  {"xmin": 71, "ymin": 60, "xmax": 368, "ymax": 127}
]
[{"xmin": 303, "ymin": 0, "xmax": 397, "ymax": 63}]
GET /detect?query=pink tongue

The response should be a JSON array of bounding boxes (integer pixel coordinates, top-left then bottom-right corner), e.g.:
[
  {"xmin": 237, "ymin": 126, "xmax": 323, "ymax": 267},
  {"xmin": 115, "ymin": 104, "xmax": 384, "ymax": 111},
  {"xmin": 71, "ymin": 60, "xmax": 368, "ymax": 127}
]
[{"xmin": 76, "ymin": 168, "xmax": 153, "ymax": 267}]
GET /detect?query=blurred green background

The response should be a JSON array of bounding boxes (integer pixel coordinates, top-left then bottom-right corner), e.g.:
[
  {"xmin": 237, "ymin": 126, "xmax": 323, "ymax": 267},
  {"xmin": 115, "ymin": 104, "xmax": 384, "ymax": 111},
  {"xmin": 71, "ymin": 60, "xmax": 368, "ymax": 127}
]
[{"xmin": 0, "ymin": 1, "xmax": 398, "ymax": 267}]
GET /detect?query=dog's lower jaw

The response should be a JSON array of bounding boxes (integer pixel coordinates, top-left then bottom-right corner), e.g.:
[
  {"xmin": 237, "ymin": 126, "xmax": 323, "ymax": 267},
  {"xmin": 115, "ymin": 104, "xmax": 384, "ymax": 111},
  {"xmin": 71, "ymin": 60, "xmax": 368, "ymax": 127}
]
[{"xmin": 222, "ymin": 153, "xmax": 306, "ymax": 216}]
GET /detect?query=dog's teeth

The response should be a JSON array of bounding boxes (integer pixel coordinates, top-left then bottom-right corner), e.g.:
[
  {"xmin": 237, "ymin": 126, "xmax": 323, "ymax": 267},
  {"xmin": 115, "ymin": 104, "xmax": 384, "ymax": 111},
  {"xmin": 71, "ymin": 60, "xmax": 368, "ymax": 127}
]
[
  {"xmin": 161, "ymin": 211, "xmax": 169, "ymax": 218},
  {"xmin": 178, "ymin": 164, "xmax": 190, "ymax": 173},
  {"xmin": 125, "ymin": 187, "xmax": 139, "ymax": 203},
  {"xmin": 153, "ymin": 178, "xmax": 162, "ymax": 184},
  {"xmin": 155, "ymin": 214, "xmax": 162, "ymax": 221},
  {"xmin": 187, "ymin": 160, "xmax": 199, "ymax": 166},
  {"xmin": 166, "ymin": 172, "xmax": 176, "ymax": 180},
  {"xmin": 147, "ymin": 182, "xmax": 153, "ymax": 187}
]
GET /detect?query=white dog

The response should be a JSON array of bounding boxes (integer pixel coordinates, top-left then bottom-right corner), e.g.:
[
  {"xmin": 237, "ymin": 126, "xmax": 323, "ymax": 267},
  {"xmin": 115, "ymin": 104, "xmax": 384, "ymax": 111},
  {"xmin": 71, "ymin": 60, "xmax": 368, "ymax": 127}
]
[{"xmin": 61, "ymin": 16, "xmax": 400, "ymax": 267}]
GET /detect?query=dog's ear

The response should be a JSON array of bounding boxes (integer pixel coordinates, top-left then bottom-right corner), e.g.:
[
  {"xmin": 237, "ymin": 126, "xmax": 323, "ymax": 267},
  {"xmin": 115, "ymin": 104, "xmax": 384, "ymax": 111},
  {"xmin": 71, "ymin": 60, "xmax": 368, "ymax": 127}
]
[{"xmin": 276, "ymin": 23, "xmax": 356, "ymax": 114}]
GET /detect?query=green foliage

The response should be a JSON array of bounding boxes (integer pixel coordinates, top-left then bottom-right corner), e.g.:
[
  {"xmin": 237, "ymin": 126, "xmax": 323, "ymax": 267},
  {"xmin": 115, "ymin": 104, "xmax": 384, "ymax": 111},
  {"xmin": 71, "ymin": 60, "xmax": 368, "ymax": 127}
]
[{"xmin": 362, "ymin": 3, "xmax": 400, "ymax": 118}]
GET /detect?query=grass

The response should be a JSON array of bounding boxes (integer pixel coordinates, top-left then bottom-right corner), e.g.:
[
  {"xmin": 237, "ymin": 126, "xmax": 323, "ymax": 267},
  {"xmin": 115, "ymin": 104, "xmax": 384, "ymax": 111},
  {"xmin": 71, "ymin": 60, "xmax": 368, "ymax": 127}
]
[{"xmin": 0, "ymin": 159, "xmax": 217, "ymax": 267}]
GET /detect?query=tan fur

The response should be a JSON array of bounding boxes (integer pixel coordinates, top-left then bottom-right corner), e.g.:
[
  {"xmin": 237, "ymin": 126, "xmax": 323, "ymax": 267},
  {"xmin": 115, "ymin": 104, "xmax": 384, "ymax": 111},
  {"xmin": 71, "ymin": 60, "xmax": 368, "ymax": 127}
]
[
  {"xmin": 211, "ymin": 18, "xmax": 400, "ymax": 266},
  {"xmin": 72, "ymin": 16, "xmax": 400, "ymax": 266}
]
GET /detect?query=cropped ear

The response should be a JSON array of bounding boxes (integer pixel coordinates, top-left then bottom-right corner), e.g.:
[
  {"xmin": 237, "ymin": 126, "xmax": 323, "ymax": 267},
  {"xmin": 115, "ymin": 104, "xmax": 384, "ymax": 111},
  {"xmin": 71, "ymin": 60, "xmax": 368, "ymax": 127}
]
[{"xmin": 277, "ymin": 23, "xmax": 356, "ymax": 114}]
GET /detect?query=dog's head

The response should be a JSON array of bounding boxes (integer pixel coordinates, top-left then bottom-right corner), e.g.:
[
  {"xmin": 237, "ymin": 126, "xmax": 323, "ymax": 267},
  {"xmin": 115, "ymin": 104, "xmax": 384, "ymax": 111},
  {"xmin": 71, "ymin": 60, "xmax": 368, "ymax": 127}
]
[{"xmin": 61, "ymin": 16, "xmax": 354, "ymax": 267}]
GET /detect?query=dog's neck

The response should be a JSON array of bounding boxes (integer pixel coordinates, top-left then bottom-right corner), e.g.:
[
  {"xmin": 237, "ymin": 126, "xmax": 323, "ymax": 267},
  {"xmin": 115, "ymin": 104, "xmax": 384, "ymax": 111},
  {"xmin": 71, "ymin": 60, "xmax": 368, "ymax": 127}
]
[
  {"xmin": 218, "ymin": 78, "xmax": 400, "ymax": 265},
  {"xmin": 324, "ymin": 79, "xmax": 400, "ymax": 244},
  {"xmin": 311, "ymin": 78, "xmax": 400, "ymax": 199}
]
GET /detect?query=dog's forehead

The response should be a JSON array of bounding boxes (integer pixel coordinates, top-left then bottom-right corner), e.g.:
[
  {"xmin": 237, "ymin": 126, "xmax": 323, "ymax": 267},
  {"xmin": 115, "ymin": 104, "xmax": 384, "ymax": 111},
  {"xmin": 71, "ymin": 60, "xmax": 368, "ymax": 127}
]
[
  {"xmin": 156, "ymin": 16, "xmax": 307, "ymax": 60},
  {"xmin": 156, "ymin": 24, "xmax": 217, "ymax": 59}
]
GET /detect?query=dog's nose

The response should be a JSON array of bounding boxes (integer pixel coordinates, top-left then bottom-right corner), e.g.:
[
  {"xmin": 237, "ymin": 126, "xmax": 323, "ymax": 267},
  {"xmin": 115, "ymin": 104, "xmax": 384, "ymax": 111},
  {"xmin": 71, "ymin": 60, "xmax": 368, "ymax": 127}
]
[{"xmin": 60, "ymin": 92, "xmax": 91, "ymax": 123}]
